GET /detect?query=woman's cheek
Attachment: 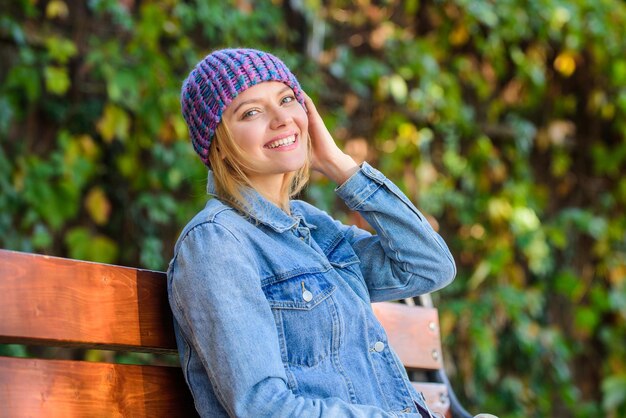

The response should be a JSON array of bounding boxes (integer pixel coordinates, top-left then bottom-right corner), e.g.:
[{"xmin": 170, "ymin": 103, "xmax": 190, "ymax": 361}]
[{"xmin": 294, "ymin": 109, "xmax": 308, "ymax": 132}]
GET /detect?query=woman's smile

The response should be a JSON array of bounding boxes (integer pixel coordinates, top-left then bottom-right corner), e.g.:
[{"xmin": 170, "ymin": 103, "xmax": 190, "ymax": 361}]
[{"xmin": 264, "ymin": 133, "xmax": 298, "ymax": 150}]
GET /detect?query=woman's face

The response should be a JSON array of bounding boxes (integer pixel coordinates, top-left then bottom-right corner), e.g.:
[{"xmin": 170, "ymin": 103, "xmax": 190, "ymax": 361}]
[{"xmin": 222, "ymin": 81, "xmax": 308, "ymax": 188}]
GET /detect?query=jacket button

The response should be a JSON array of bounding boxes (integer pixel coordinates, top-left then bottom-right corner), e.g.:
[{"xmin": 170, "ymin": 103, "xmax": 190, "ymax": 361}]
[
  {"xmin": 373, "ymin": 341, "xmax": 385, "ymax": 352},
  {"xmin": 302, "ymin": 290, "xmax": 313, "ymax": 302}
]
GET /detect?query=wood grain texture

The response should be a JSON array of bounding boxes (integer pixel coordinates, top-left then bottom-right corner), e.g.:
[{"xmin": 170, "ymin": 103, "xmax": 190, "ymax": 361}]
[
  {"xmin": 372, "ymin": 302, "xmax": 443, "ymax": 370},
  {"xmin": 0, "ymin": 356, "xmax": 198, "ymax": 418},
  {"xmin": 0, "ymin": 249, "xmax": 176, "ymax": 352}
]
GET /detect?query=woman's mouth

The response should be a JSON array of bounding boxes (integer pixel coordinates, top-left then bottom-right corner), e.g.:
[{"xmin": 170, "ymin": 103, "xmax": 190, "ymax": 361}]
[{"xmin": 265, "ymin": 134, "xmax": 297, "ymax": 149}]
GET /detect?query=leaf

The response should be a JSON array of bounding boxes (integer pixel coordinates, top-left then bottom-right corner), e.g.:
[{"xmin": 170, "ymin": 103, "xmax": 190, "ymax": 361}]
[
  {"xmin": 89, "ymin": 235, "xmax": 119, "ymax": 264},
  {"xmin": 85, "ymin": 350, "xmax": 106, "ymax": 362},
  {"xmin": 574, "ymin": 306, "xmax": 599, "ymax": 336},
  {"xmin": 139, "ymin": 236, "xmax": 164, "ymax": 270},
  {"xmin": 65, "ymin": 227, "xmax": 118, "ymax": 264},
  {"xmin": 65, "ymin": 227, "xmax": 92, "ymax": 260},
  {"xmin": 609, "ymin": 285, "xmax": 626, "ymax": 318},
  {"xmin": 388, "ymin": 74, "xmax": 408, "ymax": 103},
  {"xmin": 32, "ymin": 224, "xmax": 52, "ymax": 249},
  {"xmin": 511, "ymin": 207, "xmax": 541, "ymax": 234},
  {"xmin": 85, "ymin": 187, "xmax": 111, "ymax": 225},
  {"xmin": 46, "ymin": 0, "xmax": 69, "ymax": 19},
  {"xmin": 44, "ymin": 66, "xmax": 71, "ymax": 95},
  {"xmin": 554, "ymin": 52, "xmax": 577, "ymax": 77},
  {"xmin": 602, "ymin": 375, "xmax": 626, "ymax": 411},
  {"xmin": 0, "ymin": 344, "xmax": 28, "ymax": 357},
  {"xmin": 554, "ymin": 270, "xmax": 584, "ymax": 301},
  {"xmin": 449, "ymin": 24, "xmax": 470, "ymax": 46},
  {"xmin": 468, "ymin": 260, "xmax": 490, "ymax": 290},
  {"xmin": 97, "ymin": 104, "xmax": 131, "ymax": 143},
  {"xmin": 21, "ymin": 156, "xmax": 80, "ymax": 230},
  {"xmin": 486, "ymin": 198, "xmax": 512, "ymax": 223},
  {"xmin": 6, "ymin": 65, "xmax": 41, "ymax": 102},
  {"xmin": 45, "ymin": 36, "xmax": 77, "ymax": 64},
  {"xmin": 107, "ymin": 70, "xmax": 139, "ymax": 110}
]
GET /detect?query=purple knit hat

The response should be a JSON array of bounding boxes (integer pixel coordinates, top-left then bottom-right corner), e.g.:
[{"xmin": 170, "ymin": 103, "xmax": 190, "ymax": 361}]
[{"xmin": 181, "ymin": 48, "xmax": 305, "ymax": 167}]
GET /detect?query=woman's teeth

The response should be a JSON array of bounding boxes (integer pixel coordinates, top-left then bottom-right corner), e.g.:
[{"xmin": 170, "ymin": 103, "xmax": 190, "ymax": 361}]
[{"xmin": 266, "ymin": 135, "xmax": 296, "ymax": 149}]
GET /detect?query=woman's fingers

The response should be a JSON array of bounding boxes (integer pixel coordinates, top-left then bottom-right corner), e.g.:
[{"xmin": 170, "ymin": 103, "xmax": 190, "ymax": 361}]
[
  {"xmin": 302, "ymin": 92, "xmax": 359, "ymax": 184},
  {"xmin": 304, "ymin": 93, "xmax": 326, "ymax": 137},
  {"xmin": 303, "ymin": 92, "xmax": 333, "ymax": 147},
  {"xmin": 302, "ymin": 91, "xmax": 317, "ymax": 114}
]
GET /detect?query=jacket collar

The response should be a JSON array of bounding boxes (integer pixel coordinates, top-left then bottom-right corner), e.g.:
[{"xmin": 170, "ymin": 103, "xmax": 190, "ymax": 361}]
[{"xmin": 206, "ymin": 171, "xmax": 316, "ymax": 233}]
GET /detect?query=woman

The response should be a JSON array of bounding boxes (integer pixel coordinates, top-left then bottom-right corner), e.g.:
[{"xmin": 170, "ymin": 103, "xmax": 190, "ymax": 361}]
[{"xmin": 168, "ymin": 48, "xmax": 457, "ymax": 417}]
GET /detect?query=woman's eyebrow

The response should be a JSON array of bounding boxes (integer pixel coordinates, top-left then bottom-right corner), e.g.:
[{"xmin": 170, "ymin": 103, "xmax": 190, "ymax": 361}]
[
  {"xmin": 230, "ymin": 86, "xmax": 294, "ymax": 115},
  {"xmin": 276, "ymin": 86, "xmax": 292, "ymax": 96},
  {"xmin": 231, "ymin": 98, "xmax": 259, "ymax": 115}
]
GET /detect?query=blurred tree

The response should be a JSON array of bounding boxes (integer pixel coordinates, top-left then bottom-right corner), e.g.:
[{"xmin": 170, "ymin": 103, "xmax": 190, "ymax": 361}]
[{"xmin": 1, "ymin": 1, "xmax": 625, "ymax": 417}]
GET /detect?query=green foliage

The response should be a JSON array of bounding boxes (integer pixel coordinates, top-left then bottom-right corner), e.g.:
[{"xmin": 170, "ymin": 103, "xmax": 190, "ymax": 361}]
[{"xmin": 1, "ymin": 1, "xmax": 626, "ymax": 416}]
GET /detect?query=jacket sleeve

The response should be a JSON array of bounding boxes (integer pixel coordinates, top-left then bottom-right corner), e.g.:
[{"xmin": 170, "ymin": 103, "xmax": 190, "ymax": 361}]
[
  {"xmin": 168, "ymin": 221, "xmax": 417, "ymax": 418},
  {"xmin": 334, "ymin": 162, "xmax": 456, "ymax": 302}
]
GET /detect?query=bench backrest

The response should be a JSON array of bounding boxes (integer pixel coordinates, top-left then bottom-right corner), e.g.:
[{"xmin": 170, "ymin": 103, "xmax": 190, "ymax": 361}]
[{"xmin": 0, "ymin": 249, "xmax": 451, "ymax": 417}]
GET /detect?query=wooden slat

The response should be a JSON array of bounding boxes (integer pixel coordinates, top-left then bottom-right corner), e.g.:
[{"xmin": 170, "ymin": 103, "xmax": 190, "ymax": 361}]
[
  {"xmin": 0, "ymin": 356, "xmax": 198, "ymax": 418},
  {"xmin": 412, "ymin": 382, "xmax": 451, "ymax": 418},
  {"xmin": 372, "ymin": 302, "xmax": 443, "ymax": 370},
  {"xmin": 0, "ymin": 249, "xmax": 176, "ymax": 352}
]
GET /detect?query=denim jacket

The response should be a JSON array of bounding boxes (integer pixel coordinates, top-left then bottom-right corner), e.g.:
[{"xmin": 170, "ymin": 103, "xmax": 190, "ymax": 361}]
[{"xmin": 167, "ymin": 162, "xmax": 456, "ymax": 418}]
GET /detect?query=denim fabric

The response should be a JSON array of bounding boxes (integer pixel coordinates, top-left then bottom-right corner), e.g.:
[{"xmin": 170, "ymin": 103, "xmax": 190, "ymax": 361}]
[{"xmin": 167, "ymin": 162, "xmax": 456, "ymax": 418}]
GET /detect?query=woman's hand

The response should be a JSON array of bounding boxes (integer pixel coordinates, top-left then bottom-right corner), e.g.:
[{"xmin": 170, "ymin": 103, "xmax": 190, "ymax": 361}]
[{"xmin": 304, "ymin": 92, "xmax": 359, "ymax": 185}]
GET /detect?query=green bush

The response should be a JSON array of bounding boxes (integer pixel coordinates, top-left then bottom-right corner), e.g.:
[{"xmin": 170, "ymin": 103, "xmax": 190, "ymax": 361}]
[{"xmin": 1, "ymin": 1, "xmax": 625, "ymax": 416}]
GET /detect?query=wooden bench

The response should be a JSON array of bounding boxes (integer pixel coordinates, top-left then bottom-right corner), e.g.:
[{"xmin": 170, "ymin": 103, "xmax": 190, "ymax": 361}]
[{"xmin": 0, "ymin": 249, "xmax": 470, "ymax": 417}]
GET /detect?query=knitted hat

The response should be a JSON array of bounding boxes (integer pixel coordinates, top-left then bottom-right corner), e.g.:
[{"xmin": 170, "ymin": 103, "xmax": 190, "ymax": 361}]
[{"xmin": 181, "ymin": 48, "xmax": 305, "ymax": 167}]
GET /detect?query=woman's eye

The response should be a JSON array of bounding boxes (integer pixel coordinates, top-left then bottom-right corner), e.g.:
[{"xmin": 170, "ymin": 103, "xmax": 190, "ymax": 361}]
[
  {"xmin": 242, "ymin": 109, "xmax": 259, "ymax": 119},
  {"xmin": 281, "ymin": 95, "xmax": 295, "ymax": 104}
]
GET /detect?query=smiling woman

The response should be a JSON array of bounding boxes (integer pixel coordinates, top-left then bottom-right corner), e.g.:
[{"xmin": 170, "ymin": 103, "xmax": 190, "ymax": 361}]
[
  {"xmin": 169, "ymin": 48, "xmax": 458, "ymax": 418},
  {"xmin": 219, "ymin": 81, "xmax": 310, "ymax": 207}
]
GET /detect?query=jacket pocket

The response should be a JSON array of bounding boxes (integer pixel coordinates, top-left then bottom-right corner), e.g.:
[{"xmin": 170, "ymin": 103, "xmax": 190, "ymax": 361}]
[
  {"xmin": 262, "ymin": 273, "xmax": 338, "ymax": 367},
  {"xmin": 324, "ymin": 232, "xmax": 360, "ymax": 268},
  {"xmin": 325, "ymin": 234, "xmax": 369, "ymax": 301}
]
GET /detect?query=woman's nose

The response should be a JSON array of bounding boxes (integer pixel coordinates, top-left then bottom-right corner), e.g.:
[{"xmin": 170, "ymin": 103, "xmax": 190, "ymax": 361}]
[{"xmin": 269, "ymin": 108, "xmax": 292, "ymax": 129}]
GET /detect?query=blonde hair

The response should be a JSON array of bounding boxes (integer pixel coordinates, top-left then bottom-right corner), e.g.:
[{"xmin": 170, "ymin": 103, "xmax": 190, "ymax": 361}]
[{"xmin": 208, "ymin": 121, "xmax": 311, "ymax": 215}]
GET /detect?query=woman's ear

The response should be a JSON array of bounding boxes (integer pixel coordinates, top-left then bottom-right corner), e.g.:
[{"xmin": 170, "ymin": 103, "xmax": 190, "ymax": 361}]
[{"xmin": 215, "ymin": 146, "xmax": 226, "ymax": 160}]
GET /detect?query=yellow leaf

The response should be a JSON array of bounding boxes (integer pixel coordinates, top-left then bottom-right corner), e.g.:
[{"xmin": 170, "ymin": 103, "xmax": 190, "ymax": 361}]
[
  {"xmin": 173, "ymin": 116, "xmax": 188, "ymax": 140},
  {"xmin": 554, "ymin": 52, "xmax": 577, "ymax": 77},
  {"xmin": 487, "ymin": 198, "xmax": 513, "ymax": 223},
  {"xmin": 398, "ymin": 123, "xmax": 418, "ymax": 144},
  {"xmin": 85, "ymin": 187, "xmax": 111, "ymax": 225},
  {"xmin": 449, "ymin": 24, "xmax": 469, "ymax": 46},
  {"xmin": 601, "ymin": 103, "xmax": 615, "ymax": 120},
  {"xmin": 97, "ymin": 104, "xmax": 130, "ymax": 143},
  {"xmin": 468, "ymin": 260, "xmax": 490, "ymax": 290},
  {"xmin": 46, "ymin": 0, "xmax": 69, "ymax": 19},
  {"xmin": 77, "ymin": 135, "xmax": 99, "ymax": 160},
  {"xmin": 85, "ymin": 349, "xmax": 105, "ymax": 362},
  {"xmin": 609, "ymin": 265, "xmax": 626, "ymax": 286}
]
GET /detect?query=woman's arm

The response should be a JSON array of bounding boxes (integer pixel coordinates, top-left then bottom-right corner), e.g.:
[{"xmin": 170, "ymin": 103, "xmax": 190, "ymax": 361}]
[
  {"xmin": 333, "ymin": 163, "xmax": 456, "ymax": 301},
  {"xmin": 168, "ymin": 221, "xmax": 415, "ymax": 418},
  {"xmin": 305, "ymin": 94, "xmax": 456, "ymax": 301}
]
